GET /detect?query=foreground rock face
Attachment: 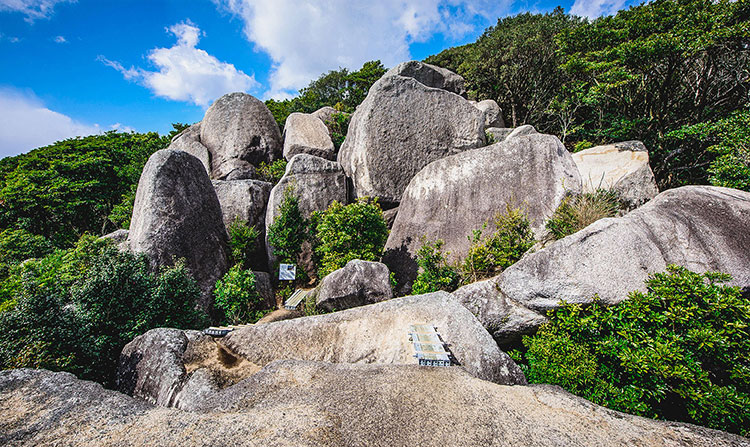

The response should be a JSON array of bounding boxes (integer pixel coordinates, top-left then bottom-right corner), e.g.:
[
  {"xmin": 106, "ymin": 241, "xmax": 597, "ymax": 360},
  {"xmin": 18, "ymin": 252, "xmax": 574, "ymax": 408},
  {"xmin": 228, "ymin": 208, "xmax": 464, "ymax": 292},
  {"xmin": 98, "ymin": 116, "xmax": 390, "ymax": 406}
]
[
  {"xmin": 128, "ymin": 149, "xmax": 229, "ymax": 311},
  {"xmin": 338, "ymin": 74, "xmax": 484, "ymax": 206},
  {"xmin": 3, "ymin": 366, "xmax": 748, "ymax": 447},
  {"xmin": 167, "ymin": 123, "xmax": 211, "ymax": 176},
  {"xmin": 283, "ymin": 112, "xmax": 336, "ymax": 161},
  {"xmin": 385, "ymin": 60, "xmax": 467, "ymax": 97},
  {"xmin": 457, "ymin": 186, "xmax": 750, "ymax": 344},
  {"xmin": 572, "ymin": 141, "xmax": 659, "ymax": 209},
  {"xmin": 200, "ymin": 92, "xmax": 282, "ymax": 180},
  {"xmin": 384, "ymin": 134, "xmax": 581, "ymax": 294},
  {"xmin": 314, "ymin": 260, "xmax": 393, "ymax": 312},
  {"xmin": 223, "ymin": 292, "xmax": 525, "ymax": 385}
]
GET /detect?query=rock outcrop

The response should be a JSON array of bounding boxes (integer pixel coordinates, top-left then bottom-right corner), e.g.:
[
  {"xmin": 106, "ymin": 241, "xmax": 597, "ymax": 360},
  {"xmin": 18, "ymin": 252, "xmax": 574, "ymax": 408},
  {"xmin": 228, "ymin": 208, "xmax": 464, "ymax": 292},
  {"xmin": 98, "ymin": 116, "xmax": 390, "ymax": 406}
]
[
  {"xmin": 283, "ymin": 112, "xmax": 336, "ymax": 161},
  {"xmin": 572, "ymin": 141, "xmax": 659, "ymax": 209},
  {"xmin": 128, "ymin": 149, "xmax": 229, "ymax": 311},
  {"xmin": 265, "ymin": 154, "xmax": 347, "ymax": 271},
  {"xmin": 384, "ymin": 133, "xmax": 581, "ymax": 294},
  {"xmin": 167, "ymin": 123, "xmax": 211, "ymax": 176},
  {"xmin": 338, "ymin": 74, "xmax": 485, "ymax": 206},
  {"xmin": 457, "ymin": 186, "xmax": 750, "ymax": 344},
  {"xmin": 474, "ymin": 99, "xmax": 504, "ymax": 128},
  {"xmin": 3, "ymin": 366, "xmax": 748, "ymax": 446},
  {"xmin": 313, "ymin": 259, "xmax": 393, "ymax": 312},
  {"xmin": 200, "ymin": 92, "xmax": 282, "ymax": 180},
  {"xmin": 222, "ymin": 291, "xmax": 525, "ymax": 385},
  {"xmin": 385, "ymin": 60, "xmax": 467, "ymax": 97}
]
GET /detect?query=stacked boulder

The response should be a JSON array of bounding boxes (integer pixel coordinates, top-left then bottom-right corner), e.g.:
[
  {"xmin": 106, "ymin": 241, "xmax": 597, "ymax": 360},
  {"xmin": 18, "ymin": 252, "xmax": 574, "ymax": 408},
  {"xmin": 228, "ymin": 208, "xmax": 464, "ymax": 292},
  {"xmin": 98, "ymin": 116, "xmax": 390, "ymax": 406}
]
[{"xmin": 282, "ymin": 112, "xmax": 336, "ymax": 161}]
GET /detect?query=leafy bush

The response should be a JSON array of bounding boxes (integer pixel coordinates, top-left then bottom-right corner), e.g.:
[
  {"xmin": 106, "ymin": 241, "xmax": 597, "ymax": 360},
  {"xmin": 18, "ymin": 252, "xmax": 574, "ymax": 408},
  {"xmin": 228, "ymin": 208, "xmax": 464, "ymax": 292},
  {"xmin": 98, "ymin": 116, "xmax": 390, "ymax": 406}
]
[
  {"xmin": 515, "ymin": 266, "xmax": 750, "ymax": 436},
  {"xmin": 573, "ymin": 140, "xmax": 594, "ymax": 152},
  {"xmin": 267, "ymin": 185, "xmax": 308, "ymax": 266},
  {"xmin": 412, "ymin": 238, "xmax": 461, "ymax": 295},
  {"xmin": 546, "ymin": 189, "xmax": 620, "ymax": 240},
  {"xmin": 0, "ymin": 236, "xmax": 208, "ymax": 387},
  {"xmin": 325, "ymin": 112, "xmax": 351, "ymax": 150},
  {"xmin": 461, "ymin": 206, "xmax": 535, "ymax": 282},
  {"xmin": 257, "ymin": 159, "xmax": 288, "ymax": 185},
  {"xmin": 310, "ymin": 198, "xmax": 389, "ymax": 278},
  {"xmin": 213, "ymin": 265, "xmax": 268, "ymax": 325},
  {"xmin": 227, "ymin": 217, "xmax": 261, "ymax": 269}
]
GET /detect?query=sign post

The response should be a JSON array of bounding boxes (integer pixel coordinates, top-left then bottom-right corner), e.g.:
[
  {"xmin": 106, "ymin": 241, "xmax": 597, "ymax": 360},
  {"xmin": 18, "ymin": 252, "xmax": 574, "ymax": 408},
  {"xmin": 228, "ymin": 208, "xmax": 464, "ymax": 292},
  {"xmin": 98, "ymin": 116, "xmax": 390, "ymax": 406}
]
[{"xmin": 278, "ymin": 263, "xmax": 296, "ymax": 281}]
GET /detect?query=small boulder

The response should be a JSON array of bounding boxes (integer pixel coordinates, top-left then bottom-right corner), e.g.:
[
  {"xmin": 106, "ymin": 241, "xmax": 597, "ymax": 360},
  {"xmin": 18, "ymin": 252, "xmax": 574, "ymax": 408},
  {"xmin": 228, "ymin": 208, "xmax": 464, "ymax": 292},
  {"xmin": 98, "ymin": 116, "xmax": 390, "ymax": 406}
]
[
  {"xmin": 385, "ymin": 60, "xmax": 467, "ymax": 97},
  {"xmin": 383, "ymin": 207, "xmax": 398, "ymax": 229},
  {"xmin": 338, "ymin": 74, "xmax": 484, "ymax": 205},
  {"xmin": 314, "ymin": 260, "xmax": 393, "ymax": 312},
  {"xmin": 283, "ymin": 112, "xmax": 336, "ymax": 161},
  {"xmin": 128, "ymin": 149, "xmax": 229, "ymax": 311},
  {"xmin": 572, "ymin": 141, "xmax": 659, "ymax": 210},
  {"xmin": 223, "ymin": 291, "xmax": 526, "ymax": 385},
  {"xmin": 168, "ymin": 122, "xmax": 211, "ymax": 176},
  {"xmin": 311, "ymin": 106, "xmax": 338, "ymax": 124},
  {"xmin": 384, "ymin": 133, "xmax": 581, "ymax": 294},
  {"xmin": 474, "ymin": 99, "xmax": 504, "ymax": 128},
  {"xmin": 506, "ymin": 124, "xmax": 538, "ymax": 139},
  {"xmin": 200, "ymin": 92, "xmax": 282, "ymax": 180}
]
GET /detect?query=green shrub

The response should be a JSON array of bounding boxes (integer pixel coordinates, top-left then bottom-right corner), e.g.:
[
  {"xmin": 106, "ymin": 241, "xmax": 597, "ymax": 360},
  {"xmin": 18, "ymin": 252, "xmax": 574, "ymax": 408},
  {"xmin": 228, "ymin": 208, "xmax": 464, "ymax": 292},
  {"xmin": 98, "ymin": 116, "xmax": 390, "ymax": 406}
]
[
  {"xmin": 515, "ymin": 266, "xmax": 750, "ymax": 436},
  {"xmin": 257, "ymin": 159, "xmax": 288, "ymax": 185},
  {"xmin": 325, "ymin": 112, "xmax": 351, "ymax": 150},
  {"xmin": 546, "ymin": 189, "xmax": 620, "ymax": 240},
  {"xmin": 310, "ymin": 198, "xmax": 389, "ymax": 278},
  {"xmin": 0, "ymin": 228, "xmax": 54, "ymax": 281},
  {"xmin": 485, "ymin": 131, "xmax": 497, "ymax": 145},
  {"xmin": 227, "ymin": 217, "xmax": 261, "ymax": 269},
  {"xmin": 412, "ymin": 238, "xmax": 461, "ymax": 295},
  {"xmin": 267, "ymin": 185, "xmax": 308, "ymax": 266},
  {"xmin": 573, "ymin": 140, "xmax": 594, "ymax": 152},
  {"xmin": 213, "ymin": 265, "xmax": 269, "ymax": 325},
  {"xmin": 461, "ymin": 206, "xmax": 535, "ymax": 282}
]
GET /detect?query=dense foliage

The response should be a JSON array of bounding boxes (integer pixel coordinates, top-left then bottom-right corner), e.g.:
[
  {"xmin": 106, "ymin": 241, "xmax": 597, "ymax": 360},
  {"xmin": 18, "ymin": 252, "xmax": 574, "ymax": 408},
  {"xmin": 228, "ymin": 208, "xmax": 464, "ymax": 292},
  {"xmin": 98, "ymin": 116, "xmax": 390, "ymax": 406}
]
[
  {"xmin": 0, "ymin": 236, "xmax": 208, "ymax": 387},
  {"xmin": 257, "ymin": 159, "xmax": 288, "ymax": 185},
  {"xmin": 213, "ymin": 265, "xmax": 268, "ymax": 325},
  {"xmin": 513, "ymin": 266, "xmax": 750, "ymax": 435},
  {"xmin": 265, "ymin": 60, "xmax": 386, "ymax": 130},
  {"xmin": 227, "ymin": 217, "xmax": 261, "ymax": 270},
  {"xmin": 411, "ymin": 238, "xmax": 461, "ymax": 295},
  {"xmin": 0, "ymin": 131, "xmax": 170, "ymax": 248},
  {"xmin": 267, "ymin": 185, "xmax": 308, "ymax": 268},
  {"xmin": 426, "ymin": 0, "xmax": 750, "ymax": 188},
  {"xmin": 545, "ymin": 189, "xmax": 621, "ymax": 240},
  {"xmin": 310, "ymin": 198, "xmax": 389, "ymax": 278},
  {"xmin": 461, "ymin": 206, "xmax": 535, "ymax": 282}
]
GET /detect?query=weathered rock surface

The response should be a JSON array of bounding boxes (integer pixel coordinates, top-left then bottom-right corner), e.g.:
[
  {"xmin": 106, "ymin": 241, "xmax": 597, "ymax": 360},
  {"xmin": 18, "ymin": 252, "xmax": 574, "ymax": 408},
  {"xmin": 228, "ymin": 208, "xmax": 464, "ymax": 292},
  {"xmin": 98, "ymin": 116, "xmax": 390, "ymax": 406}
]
[
  {"xmin": 223, "ymin": 291, "xmax": 525, "ymax": 385},
  {"xmin": 167, "ymin": 123, "xmax": 211, "ymax": 176},
  {"xmin": 474, "ymin": 99, "xmax": 504, "ymax": 128},
  {"xmin": 253, "ymin": 271, "xmax": 275, "ymax": 309},
  {"xmin": 486, "ymin": 127, "xmax": 514, "ymax": 142},
  {"xmin": 338, "ymin": 74, "xmax": 485, "ymax": 205},
  {"xmin": 200, "ymin": 92, "xmax": 282, "ymax": 180},
  {"xmin": 314, "ymin": 260, "xmax": 393, "ymax": 312},
  {"xmin": 283, "ymin": 112, "xmax": 336, "ymax": 161},
  {"xmin": 383, "ymin": 207, "xmax": 398, "ymax": 229},
  {"xmin": 128, "ymin": 149, "xmax": 229, "ymax": 311},
  {"xmin": 265, "ymin": 154, "xmax": 347, "ymax": 270},
  {"xmin": 506, "ymin": 124, "xmax": 538, "ymax": 139},
  {"xmin": 572, "ymin": 141, "xmax": 659, "ymax": 209},
  {"xmin": 102, "ymin": 228, "xmax": 129, "ymax": 245},
  {"xmin": 459, "ymin": 186, "xmax": 750, "ymax": 344},
  {"xmin": 311, "ymin": 106, "xmax": 338, "ymax": 124},
  {"xmin": 385, "ymin": 60, "xmax": 467, "ymax": 96},
  {"xmin": 384, "ymin": 134, "xmax": 581, "ymax": 294},
  {"xmin": 3, "ymin": 366, "xmax": 748, "ymax": 447}
]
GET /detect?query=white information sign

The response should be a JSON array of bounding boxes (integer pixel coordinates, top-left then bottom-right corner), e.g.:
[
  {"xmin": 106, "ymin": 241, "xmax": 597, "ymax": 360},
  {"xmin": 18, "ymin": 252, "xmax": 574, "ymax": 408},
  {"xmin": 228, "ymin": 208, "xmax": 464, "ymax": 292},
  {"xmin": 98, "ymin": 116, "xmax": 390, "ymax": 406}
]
[{"xmin": 279, "ymin": 263, "xmax": 296, "ymax": 281}]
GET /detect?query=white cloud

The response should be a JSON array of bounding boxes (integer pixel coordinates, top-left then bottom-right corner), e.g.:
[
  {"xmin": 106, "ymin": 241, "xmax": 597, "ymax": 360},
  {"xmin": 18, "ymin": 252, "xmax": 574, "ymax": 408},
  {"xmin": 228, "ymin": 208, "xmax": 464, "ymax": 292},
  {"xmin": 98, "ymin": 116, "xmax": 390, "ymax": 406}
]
[
  {"xmin": 53, "ymin": 35, "xmax": 66, "ymax": 43},
  {"xmin": 0, "ymin": 88, "xmax": 102, "ymax": 158},
  {"xmin": 570, "ymin": 0, "xmax": 627, "ymax": 18},
  {"xmin": 213, "ymin": 0, "xmax": 511, "ymax": 98},
  {"xmin": 100, "ymin": 21, "xmax": 258, "ymax": 107},
  {"xmin": 0, "ymin": 0, "xmax": 74, "ymax": 22}
]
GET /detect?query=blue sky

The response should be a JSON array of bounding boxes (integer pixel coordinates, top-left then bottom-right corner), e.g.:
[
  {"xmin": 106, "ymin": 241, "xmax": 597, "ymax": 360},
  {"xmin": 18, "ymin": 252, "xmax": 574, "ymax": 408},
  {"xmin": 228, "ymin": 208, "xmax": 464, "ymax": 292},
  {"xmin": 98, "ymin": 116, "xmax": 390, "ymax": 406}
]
[{"xmin": 0, "ymin": 0, "xmax": 639, "ymax": 158}]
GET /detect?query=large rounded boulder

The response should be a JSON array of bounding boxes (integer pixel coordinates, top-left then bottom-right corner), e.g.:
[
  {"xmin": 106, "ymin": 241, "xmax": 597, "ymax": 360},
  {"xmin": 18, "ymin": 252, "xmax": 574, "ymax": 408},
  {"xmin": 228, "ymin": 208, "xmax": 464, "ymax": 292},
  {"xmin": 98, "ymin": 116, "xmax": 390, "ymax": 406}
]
[
  {"xmin": 128, "ymin": 149, "xmax": 229, "ymax": 312},
  {"xmin": 200, "ymin": 92, "xmax": 282, "ymax": 180},
  {"xmin": 384, "ymin": 133, "xmax": 581, "ymax": 294},
  {"xmin": 338, "ymin": 74, "xmax": 484, "ymax": 206}
]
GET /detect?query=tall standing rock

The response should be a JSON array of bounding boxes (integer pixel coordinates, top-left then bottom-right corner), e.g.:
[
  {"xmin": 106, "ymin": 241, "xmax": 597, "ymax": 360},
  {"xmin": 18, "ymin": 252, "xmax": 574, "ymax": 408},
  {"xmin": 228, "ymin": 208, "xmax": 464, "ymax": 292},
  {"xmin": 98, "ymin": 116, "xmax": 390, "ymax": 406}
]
[
  {"xmin": 128, "ymin": 149, "xmax": 229, "ymax": 312},
  {"xmin": 282, "ymin": 112, "xmax": 336, "ymax": 161},
  {"xmin": 200, "ymin": 92, "xmax": 282, "ymax": 181},
  {"xmin": 384, "ymin": 134, "xmax": 581, "ymax": 294},
  {"xmin": 338, "ymin": 74, "xmax": 484, "ymax": 206}
]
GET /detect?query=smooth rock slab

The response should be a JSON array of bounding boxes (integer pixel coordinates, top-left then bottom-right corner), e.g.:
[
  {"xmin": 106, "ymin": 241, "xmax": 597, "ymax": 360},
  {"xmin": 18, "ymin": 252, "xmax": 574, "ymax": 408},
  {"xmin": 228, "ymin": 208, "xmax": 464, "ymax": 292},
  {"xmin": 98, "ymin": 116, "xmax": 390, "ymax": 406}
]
[
  {"xmin": 283, "ymin": 112, "xmax": 336, "ymax": 161},
  {"xmin": 2, "ymin": 366, "xmax": 748, "ymax": 447},
  {"xmin": 222, "ymin": 291, "xmax": 526, "ymax": 385}
]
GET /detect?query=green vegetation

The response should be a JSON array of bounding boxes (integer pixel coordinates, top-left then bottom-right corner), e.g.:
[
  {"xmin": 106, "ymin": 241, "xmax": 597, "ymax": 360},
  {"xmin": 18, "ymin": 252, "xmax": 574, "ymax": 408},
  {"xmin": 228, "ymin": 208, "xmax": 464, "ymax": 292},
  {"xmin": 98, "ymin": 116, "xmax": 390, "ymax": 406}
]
[
  {"xmin": 0, "ymin": 236, "xmax": 208, "ymax": 387},
  {"xmin": 545, "ymin": 189, "xmax": 621, "ymax": 240},
  {"xmin": 461, "ymin": 206, "xmax": 535, "ymax": 283},
  {"xmin": 227, "ymin": 217, "xmax": 261, "ymax": 270},
  {"xmin": 213, "ymin": 265, "xmax": 268, "ymax": 325},
  {"xmin": 426, "ymin": 0, "xmax": 750, "ymax": 188},
  {"xmin": 325, "ymin": 111, "xmax": 352, "ymax": 150},
  {"xmin": 512, "ymin": 266, "xmax": 750, "ymax": 436},
  {"xmin": 267, "ymin": 185, "xmax": 308, "ymax": 268},
  {"xmin": 411, "ymin": 238, "xmax": 461, "ymax": 295},
  {"xmin": 257, "ymin": 159, "xmax": 288, "ymax": 185}
]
